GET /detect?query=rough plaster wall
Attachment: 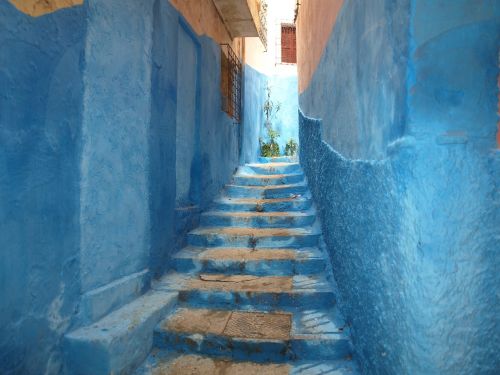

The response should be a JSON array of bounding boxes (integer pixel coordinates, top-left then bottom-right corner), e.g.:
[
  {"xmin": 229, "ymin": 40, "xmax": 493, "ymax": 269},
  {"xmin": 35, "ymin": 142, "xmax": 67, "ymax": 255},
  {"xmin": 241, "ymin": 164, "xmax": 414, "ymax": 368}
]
[
  {"xmin": 242, "ymin": 65, "xmax": 299, "ymax": 163},
  {"xmin": 405, "ymin": 1, "xmax": 500, "ymax": 372},
  {"xmin": 199, "ymin": 37, "xmax": 240, "ymax": 210},
  {"xmin": 299, "ymin": 0, "xmax": 409, "ymax": 160},
  {"xmin": 79, "ymin": 0, "xmax": 153, "ymax": 293},
  {"xmin": 149, "ymin": 0, "xmax": 178, "ymax": 278},
  {"xmin": 0, "ymin": 2, "xmax": 85, "ymax": 374},
  {"xmin": 149, "ymin": 2, "xmax": 241, "ymax": 268},
  {"xmin": 299, "ymin": 0, "xmax": 500, "ymax": 373}
]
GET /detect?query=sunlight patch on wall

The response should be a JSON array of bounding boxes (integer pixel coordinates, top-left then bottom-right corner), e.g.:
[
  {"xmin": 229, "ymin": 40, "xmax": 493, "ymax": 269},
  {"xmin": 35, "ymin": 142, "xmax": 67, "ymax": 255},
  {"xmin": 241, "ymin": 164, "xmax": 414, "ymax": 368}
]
[{"xmin": 9, "ymin": 0, "xmax": 83, "ymax": 17}]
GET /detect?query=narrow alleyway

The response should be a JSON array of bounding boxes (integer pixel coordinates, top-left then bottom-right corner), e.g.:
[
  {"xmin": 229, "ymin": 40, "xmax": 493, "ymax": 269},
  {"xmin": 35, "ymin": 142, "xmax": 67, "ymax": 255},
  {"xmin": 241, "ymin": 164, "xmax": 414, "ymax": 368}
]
[
  {"xmin": 67, "ymin": 157, "xmax": 359, "ymax": 373},
  {"xmin": 2, "ymin": 1, "xmax": 499, "ymax": 374}
]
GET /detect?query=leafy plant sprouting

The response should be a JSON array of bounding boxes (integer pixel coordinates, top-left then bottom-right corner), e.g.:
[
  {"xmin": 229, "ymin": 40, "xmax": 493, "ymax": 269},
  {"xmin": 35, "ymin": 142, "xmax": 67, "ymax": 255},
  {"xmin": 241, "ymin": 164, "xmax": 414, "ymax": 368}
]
[
  {"xmin": 285, "ymin": 138, "xmax": 298, "ymax": 156},
  {"xmin": 260, "ymin": 84, "xmax": 281, "ymax": 157}
]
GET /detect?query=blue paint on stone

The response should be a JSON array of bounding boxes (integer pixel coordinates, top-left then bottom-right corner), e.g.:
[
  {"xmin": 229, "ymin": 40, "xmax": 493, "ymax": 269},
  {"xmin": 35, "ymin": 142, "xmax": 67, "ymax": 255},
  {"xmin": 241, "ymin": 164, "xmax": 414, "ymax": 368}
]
[
  {"xmin": 0, "ymin": 2, "xmax": 86, "ymax": 374},
  {"xmin": 242, "ymin": 65, "xmax": 299, "ymax": 163},
  {"xmin": 79, "ymin": 0, "xmax": 154, "ymax": 298},
  {"xmin": 300, "ymin": 0, "xmax": 410, "ymax": 160},
  {"xmin": 299, "ymin": 0, "xmax": 500, "ymax": 373}
]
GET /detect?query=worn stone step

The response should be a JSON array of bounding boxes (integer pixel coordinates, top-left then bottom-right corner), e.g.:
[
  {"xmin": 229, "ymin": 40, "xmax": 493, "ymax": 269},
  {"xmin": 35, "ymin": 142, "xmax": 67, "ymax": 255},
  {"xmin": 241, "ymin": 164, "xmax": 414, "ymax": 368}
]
[
  {"xmin": 200, "ymin": 210, "xmax": 316, "ymax": 228},
  {"xmin": 187, "ymin": 226, "xmax": 320, "ymax": 248},
  {"xmin": 258, "ymin": 156, "xmax": 294, "ymax": 163},
  {"xmin": 134, "ymin": 352, "xmax": 360, "ymax": 375},
  {"xmin": 153, "ymin": 308, "xmax": 351, "ymax": 362},
  {"xmin": 212, "ymin": 195, "xmax": 312, "ymax": 212},
  {"xmin": 224, "ymin": 182, "xmax": 308, "ymax": 199},
  {"xmin": 246, "ymin": 162, "xmax": 301, "ymax": 175},
  {"xmin": 65, "ymin": 290, "xmax": 177, "ymax": 375},
  {"xmin": 233, "ymin": 172, "xmax": 304, "ymax": 186},
  {"xmin": 153, "ymin": 272, "xmax": 335, "ymax": 310},
  {"xmin": 172, "ymin": 246, "xmax": 326, "ymax": 275}
]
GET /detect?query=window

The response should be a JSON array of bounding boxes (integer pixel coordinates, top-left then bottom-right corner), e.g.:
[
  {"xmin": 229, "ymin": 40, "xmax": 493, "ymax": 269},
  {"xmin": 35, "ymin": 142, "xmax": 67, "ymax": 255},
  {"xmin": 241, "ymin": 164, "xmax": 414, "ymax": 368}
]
[
  {"xmin": 281, "ymin": 24, "xmax": 296, "ymax": 64},
  {"xmin": 220, "ymin": 44, "xmax": 242, "ymax": 123}
]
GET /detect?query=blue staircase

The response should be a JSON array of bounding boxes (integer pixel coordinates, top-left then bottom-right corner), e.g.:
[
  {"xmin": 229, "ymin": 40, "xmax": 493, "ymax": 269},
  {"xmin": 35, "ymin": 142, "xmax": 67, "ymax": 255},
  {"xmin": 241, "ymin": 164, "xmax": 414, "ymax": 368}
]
[
  {"xmin": 64, "ymin": 157, "xmax": 359, "ymax": 374},
  {"xmin": 135, "ymin": 157, "xmax": 359, "ymax": 374}
]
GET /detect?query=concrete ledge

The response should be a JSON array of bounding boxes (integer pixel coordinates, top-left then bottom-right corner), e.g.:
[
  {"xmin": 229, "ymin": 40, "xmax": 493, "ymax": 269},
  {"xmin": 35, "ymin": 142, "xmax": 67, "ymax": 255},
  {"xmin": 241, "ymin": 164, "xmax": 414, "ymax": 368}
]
[
  {"xmin": 65, "ymin": 290, "xmax": 177, "ymax": 375},
  {"xmin": 80, "ymin": 269, "xmax": 150, "ymax": 324}
]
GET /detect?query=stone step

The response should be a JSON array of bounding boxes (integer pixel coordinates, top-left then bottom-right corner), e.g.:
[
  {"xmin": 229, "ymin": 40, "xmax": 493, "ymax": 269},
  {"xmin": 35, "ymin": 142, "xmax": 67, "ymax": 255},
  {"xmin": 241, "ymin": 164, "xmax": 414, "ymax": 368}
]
[
  {"xmin": 233, "ymin": 172, "xmax": 304, "ymax": 186},
  {"xmin": 200, "ymin": 210, "xmax": 316, "ymax": 228},
  {"xmin": 152, "ymin": 308, "xmax": 351, "ymax": 362},
  {"xmin": 187, "ymin": 226, "xmax": 320, "ymax": 248},
  {"xmin": 258, "ymin": 156, "xmax": 294, "ymax": 163},
  {"xmin": 153, "ymin": 272, "xmax": 335, "ymax": 310},
  {"xmin": 224, "ymin": 182, "xmax": 308, "ymax": 199},
  {"xmin": 134, "ymin": 352, "xmax": 359, "ymax": 375},
  {"xmin": 246, "ymin": 162, "xmax": 301, "ymax": 175},
  {"xmin": 212, "ymin": 195, "xmax": 312, "ymax": 212},
  {"xmin": 65, "ymin": 290, "xmax": 177, "ymax": 375},
  {"xmin": 172, "ymin": 246, "xmax": 325, "ymax": 275}
]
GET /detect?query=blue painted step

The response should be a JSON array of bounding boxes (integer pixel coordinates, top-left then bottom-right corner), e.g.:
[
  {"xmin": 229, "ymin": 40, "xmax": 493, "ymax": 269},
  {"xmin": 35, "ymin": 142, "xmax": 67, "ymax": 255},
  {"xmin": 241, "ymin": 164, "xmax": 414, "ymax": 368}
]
[
  {"xmin": 258, "ymin": 156, "xmax": 294, "ymax": 163},
  {"xmin": 134, "ymin": 352, "xmax": 359, "ymax": 375},
  {"xmin": 172, "ymin": 246, "xmax": 326, "ymax": 275},
  {"xmin": 246, "ymin": 162, "xmax": 301, "ymax": 175},
  {"xmin": 212, "ymin": 195, "xmax": 313, "ymax": 212},
  {"xmin": 224, "ymin": 181, "xmax": 308, "ymax": 199},
  {"xmin": 200, "ymin": 209, "xmax": 316, "ymax": 228},
  {"xmin": 152, "ymin": 272, "xmax": 336, "ymax": 310},
  {"xmin": 187, "ymin": 226, "xmax": 321, "ymax": 248},
  {"xmin": 152, "ymin": 307, "xmax": 351, "ymax": 362},
  {"xmin": 233, "ymin": 172, "xmax": 304, "ymax": 186}
]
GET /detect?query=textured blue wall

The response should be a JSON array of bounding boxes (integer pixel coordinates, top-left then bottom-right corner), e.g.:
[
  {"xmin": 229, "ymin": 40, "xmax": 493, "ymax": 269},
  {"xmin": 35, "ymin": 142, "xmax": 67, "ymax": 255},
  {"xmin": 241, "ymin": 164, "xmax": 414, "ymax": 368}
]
[
  {"xmin": 0, "ymin": 1, "xmax": 241, "ymax": 373},
  {"xmin": 0, "ymin": 2, "xmax": 85, "ymax": 374},
  {"xmin": 149, "ymin": 0, "xmax": 178, "ymax": 279},
  {"xmin": 79, "ymin": 0, "xmax": 153, "ymax": 295},
  {"xmin": 299, "ymin": 0, "xmax": 500, "ymax": 374},
  {"xmin": 242, "ymin": 65, "xmax": 299, "ymax": 163},
  {"xmin": 299, "ymin": 0, "xmax": 409, "ymax": 159}
]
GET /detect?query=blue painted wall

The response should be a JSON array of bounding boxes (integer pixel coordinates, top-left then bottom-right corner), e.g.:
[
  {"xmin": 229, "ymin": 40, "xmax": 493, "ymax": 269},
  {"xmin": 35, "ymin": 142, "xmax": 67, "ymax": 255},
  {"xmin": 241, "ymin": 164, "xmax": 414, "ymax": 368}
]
[
  {"xmin": 0, "ymin": 0, "xmax": 241, "ymax": 373},
  {"xmin": 300, "ymin": 0, "xmax": 409, "ymax": 160},
  {"xmin": 268, "ymin": 74, "xmax": 299, "ymax": 156},
  {"xmin": 0, "ymin": 2, "xmax": 85, "ymax": 374},
  {"xmin": 242, "ymin": 65, "xmax": 299, "ymax": 163},
  {"xmin": 79, "ymin": 0, "xmax": 153, "ymax": 299},
  {"xmin": 299, "ymin": 0, "xmax": 500, "ymax": 373},
  {"xmin": 242, "ymin": 65, "xmax": 268, "ymax": 163}
]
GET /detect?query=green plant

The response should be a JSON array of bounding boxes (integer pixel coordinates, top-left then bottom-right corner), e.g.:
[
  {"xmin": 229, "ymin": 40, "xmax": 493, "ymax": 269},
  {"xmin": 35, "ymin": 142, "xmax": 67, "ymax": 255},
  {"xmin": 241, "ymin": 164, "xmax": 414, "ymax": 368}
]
[
  {"xmin": 285, "ymin": 138, "xmax": 298, "ymax": 156},
  {"xmin": 260, "ymin": 85, "xmax": 281, "ymax": 157},
  {"xmin": 260, "ymin": 133, "xmax": 280, "ymax": 157},
  {"xmin": 263, "ymin": 85, "xmax": 280, "ymax": 126}
]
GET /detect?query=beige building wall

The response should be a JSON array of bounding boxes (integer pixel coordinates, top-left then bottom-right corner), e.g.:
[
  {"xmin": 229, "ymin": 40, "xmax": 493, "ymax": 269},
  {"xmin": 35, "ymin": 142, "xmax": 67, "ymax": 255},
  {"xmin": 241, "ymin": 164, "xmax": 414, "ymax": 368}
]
[
  {"xmin": 244, "ymin": 0, "xmax": 297, "ymax": 76},
  {"xmin": 9, "ymin": 0, "xmax": 83, "ymax": 17},
  {"xmin": 169, "ymin": 0, "xmax": 243, "ymax": 58},
  {"xmin": 296, "ymin": 0, "xmax": 344, "ymax": 92}
]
